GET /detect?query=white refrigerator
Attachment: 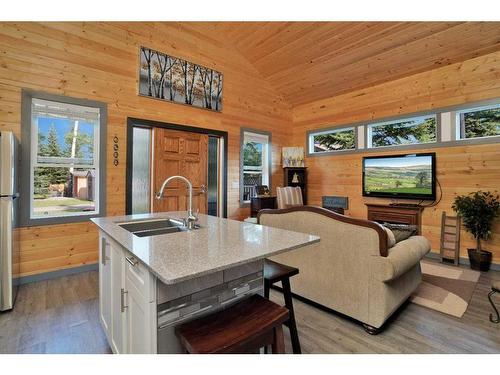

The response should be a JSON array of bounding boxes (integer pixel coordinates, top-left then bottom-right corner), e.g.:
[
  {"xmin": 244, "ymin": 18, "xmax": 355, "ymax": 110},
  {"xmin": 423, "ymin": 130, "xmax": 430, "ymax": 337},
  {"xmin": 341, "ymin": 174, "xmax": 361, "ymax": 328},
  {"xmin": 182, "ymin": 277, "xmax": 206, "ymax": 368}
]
[{"xmin": 0, "ymin": 131, "xmax": 20, "ymax": 311}]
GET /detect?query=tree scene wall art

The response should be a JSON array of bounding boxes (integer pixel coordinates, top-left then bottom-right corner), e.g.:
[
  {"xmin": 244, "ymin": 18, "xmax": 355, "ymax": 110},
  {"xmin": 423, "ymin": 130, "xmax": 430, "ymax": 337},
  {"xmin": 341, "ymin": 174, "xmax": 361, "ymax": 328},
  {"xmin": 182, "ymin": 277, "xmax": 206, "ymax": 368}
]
[{"xmin": 139, "ymin": 46, "xmax": 223, "ymax": 111}]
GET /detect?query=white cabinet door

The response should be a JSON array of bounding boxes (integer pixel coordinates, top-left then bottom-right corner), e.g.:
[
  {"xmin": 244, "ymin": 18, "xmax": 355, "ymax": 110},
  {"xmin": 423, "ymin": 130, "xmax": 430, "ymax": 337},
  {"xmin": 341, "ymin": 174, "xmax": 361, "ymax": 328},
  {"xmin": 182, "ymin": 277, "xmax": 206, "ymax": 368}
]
[
  {"xmin": 99, "ymin": 235, "xmax": 112, "ymax": 339},
  {"xmin": 110, "ymin": 242, "xmax": 126, "ymax": 354},
  {"xmin": 124, "ymin": 255, "xmax": 156, "ymax": 354},
  {"xmin": 98, "ymin": 232, "xmax": 156, "ymax": 354},
  {"xmin": 125, "ymin": 277, "xmax": 153, "ymax": 353}
]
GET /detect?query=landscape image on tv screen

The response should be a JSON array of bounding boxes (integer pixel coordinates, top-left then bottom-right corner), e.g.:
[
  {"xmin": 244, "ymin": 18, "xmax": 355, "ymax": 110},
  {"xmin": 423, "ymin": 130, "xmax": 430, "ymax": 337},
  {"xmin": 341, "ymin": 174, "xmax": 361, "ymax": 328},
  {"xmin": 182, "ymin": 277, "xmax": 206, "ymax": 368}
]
[{"xmin": 364, "ymin": 155, "xmax": 433, "ymax": 196}]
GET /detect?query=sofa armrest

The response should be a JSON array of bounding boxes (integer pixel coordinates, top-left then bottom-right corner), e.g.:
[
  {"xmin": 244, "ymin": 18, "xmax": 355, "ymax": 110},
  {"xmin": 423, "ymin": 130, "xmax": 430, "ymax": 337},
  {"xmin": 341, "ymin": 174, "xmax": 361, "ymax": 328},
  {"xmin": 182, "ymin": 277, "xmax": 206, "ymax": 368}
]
[{"xmin": 371, "ymin": 236, "xmax": 431, "ymax": 282}]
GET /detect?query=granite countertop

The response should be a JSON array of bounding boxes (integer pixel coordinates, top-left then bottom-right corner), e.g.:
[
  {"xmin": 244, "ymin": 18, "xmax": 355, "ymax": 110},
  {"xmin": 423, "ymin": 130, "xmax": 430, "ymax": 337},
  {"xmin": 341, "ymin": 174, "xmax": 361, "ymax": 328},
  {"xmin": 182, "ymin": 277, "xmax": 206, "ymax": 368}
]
[{"xmin": 91, "ymin": 212, "xmax": 320, "ymax": 285}]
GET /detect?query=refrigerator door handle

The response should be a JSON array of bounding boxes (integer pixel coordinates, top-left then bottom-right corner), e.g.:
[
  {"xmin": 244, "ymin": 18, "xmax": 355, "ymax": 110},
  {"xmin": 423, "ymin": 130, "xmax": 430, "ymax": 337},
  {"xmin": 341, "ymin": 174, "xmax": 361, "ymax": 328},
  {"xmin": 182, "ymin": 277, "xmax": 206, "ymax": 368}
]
[
  {"xmin": 0, "ymin": 198, "xmax": 13, "ymax": 311},
  {"xmin": 0, "ymin": 132, "xmax": 16, "ymax": 196}
]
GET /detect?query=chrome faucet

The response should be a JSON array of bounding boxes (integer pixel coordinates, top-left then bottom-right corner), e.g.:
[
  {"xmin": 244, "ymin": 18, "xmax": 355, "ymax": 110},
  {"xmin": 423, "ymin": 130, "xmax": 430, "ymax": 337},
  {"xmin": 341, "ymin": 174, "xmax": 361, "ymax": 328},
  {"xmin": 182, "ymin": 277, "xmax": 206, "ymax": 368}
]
[{"xmin": 155, "ymin": 175, "xmax": 198, "ymax": 229}]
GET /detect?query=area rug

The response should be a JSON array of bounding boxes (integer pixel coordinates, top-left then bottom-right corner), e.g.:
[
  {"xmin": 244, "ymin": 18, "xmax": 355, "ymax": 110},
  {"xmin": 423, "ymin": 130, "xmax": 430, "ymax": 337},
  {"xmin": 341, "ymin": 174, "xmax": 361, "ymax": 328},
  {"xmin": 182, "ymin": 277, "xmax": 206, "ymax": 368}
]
[{"xmin": 410, "ymin": 261, "xmax": 480, "ymax": 318}]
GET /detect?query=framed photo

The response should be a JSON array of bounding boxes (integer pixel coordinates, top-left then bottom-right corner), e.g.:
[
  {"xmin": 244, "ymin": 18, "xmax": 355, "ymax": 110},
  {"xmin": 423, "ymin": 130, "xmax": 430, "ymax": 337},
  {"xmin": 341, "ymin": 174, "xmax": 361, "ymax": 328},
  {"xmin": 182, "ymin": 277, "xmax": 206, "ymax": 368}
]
[
  {"xmin": 282, "ymin": 147, "xmax": 305, "ymax": 167},
  {"xmin": 255, "ymin": 185, "xmax": 270, "ymax": 196},
  {"xmin": 139, "ymin": 46, "xmax": 223, "ymax": 112}
]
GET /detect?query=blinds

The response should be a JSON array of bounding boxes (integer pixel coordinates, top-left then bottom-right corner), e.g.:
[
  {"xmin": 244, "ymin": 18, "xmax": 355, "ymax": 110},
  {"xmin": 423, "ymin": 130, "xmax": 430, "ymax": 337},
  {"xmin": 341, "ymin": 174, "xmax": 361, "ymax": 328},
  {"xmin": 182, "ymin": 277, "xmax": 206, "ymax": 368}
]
[
  {"xmin": 32, "ymin": 98, "xmax": 100, "ymax": 122},
  {"xmin": 244, "ymin": 131, "xmax": 269, "ymax": 145}
]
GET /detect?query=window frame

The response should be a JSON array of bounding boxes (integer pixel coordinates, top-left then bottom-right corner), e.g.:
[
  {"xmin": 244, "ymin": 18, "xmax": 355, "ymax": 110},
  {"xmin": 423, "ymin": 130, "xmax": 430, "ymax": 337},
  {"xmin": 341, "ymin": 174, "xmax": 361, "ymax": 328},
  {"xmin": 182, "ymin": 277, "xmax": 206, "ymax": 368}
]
[
  {"xmin": 20, "ymin": 90, "xmax": 107, "ymax": 227},
  {"xmin": 239, "ymin": 128, "xmax": 272, "ymax": 207},
  {"xmin": 455, "ymin": 103, "xmax": 500, "ymax": 141},
  {"xmin": 306, "ymin": 98, "xmax": 500, "ymax": 158},
  {"xmin": 307, "ymin": 126, "xmax": 357, "ymax": 155},
  {"xmin": 366, "ymin": 114, "xmax": 438, "ymax": 149}
]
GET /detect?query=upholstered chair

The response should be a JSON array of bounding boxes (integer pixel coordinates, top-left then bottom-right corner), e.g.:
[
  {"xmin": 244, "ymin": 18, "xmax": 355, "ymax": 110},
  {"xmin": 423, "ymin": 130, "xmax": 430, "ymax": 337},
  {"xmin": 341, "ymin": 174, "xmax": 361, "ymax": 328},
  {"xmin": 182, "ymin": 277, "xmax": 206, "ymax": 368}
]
[{"xmin": 276, "ymin": 186, "xmax": 303, "ymax": 210}]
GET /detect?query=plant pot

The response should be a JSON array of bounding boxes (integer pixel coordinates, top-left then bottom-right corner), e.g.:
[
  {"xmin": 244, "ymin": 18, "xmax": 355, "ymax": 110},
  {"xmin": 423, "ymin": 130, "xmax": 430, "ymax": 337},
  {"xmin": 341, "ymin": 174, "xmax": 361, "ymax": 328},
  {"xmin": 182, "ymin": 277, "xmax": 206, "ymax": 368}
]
[{"xmin": 467, "ymin": 248, "xmax": 492, "ymax": 272}]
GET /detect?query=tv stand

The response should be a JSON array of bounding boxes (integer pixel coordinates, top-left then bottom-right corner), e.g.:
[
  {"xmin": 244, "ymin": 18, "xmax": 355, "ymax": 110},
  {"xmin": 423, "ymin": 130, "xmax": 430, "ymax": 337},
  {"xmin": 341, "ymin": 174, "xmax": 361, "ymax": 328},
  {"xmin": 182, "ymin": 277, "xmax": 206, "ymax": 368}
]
[{"xmin": 366, "ymin": 203, "xmax": 424, "ymax": 235}]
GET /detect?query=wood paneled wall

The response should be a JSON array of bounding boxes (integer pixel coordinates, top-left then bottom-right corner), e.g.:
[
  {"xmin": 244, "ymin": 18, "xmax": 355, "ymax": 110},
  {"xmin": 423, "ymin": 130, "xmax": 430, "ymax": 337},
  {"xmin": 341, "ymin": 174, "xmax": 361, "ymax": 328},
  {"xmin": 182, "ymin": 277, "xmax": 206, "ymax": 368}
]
[
  {"xmin": 2, "ymin": 22, "xmax": 499, "ymax": 277},
  {"xmin": 292, "ymin": 51, "xmax": 500, "ymax": 263},
  {"xmin": 0, "ymin": 22, "xmax": 291, "ymax": 277}
]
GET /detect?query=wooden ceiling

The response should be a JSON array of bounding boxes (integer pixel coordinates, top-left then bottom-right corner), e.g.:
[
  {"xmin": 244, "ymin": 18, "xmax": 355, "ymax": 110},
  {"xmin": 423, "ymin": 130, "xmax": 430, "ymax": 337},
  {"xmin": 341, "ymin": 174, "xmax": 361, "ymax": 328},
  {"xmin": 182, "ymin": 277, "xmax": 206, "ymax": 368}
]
[{"xmin": 189, "ymin": 22, "xmax": 500, "ymax": 107}]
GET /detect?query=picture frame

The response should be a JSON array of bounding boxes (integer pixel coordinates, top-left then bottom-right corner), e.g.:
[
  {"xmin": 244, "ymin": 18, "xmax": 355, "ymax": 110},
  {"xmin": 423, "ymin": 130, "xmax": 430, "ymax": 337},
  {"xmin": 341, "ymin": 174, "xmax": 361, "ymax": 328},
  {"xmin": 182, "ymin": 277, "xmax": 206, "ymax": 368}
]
[
  {"xmin": 138, "ymin": 46, "xmax": 223, "ymax": 112},
  {"xmin": 282, "ymin": 147, "xmax": 305, "ymax": 167}
]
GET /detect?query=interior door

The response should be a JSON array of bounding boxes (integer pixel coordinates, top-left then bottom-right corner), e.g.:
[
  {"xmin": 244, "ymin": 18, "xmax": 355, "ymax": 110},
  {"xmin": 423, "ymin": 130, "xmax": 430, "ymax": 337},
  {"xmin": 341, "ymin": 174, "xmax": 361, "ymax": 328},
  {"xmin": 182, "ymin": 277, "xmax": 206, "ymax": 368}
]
[{"xmin": 152, "ymin": 128, "xmax": 208, "ymax": 214}]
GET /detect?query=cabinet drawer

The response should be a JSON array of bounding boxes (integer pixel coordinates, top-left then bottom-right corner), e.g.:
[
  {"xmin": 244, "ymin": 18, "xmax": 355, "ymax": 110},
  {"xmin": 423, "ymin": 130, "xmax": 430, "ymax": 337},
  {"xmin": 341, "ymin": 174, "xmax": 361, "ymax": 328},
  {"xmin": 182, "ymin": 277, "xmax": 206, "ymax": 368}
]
[{"xmin": 124, "ymin": 252, "xmax": 154, "ymax": 302}]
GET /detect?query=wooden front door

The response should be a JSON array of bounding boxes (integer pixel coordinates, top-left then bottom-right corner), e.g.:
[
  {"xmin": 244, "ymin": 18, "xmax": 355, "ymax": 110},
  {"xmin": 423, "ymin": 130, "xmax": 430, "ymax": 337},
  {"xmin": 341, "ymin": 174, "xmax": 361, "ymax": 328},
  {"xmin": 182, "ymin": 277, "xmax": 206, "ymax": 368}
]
[{"xmin": 152, "ymin": 128, "xmax": 208, "ymax": 214}]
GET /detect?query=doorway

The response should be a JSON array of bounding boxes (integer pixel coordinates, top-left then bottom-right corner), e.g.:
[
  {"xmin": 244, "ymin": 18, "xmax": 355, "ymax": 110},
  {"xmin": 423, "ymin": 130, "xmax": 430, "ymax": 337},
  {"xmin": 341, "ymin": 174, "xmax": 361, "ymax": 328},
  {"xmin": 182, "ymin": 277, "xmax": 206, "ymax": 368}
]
[{"xmin": 126, "ymin": 118, "xmax": 228, "ymax": 218}]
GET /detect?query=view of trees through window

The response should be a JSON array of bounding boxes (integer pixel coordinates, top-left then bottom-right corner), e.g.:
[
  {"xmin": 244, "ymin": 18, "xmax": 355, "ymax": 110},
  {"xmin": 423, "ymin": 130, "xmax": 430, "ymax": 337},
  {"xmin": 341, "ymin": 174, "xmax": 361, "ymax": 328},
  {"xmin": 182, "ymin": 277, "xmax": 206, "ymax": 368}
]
[
  {"xmin": 369, "ymin": 116, "xmax": 436, "ymax": 148},
  {"xmin": 33, "ymin": 115, "xmax": 96, "ymax": 218},
  {"xmin": 243, "ymin": 141, "xmax": 262, "ymax": 167},
  {"xmin": 242, "ymin": 141, "xmax": 264, "ymax": 201},
  {"xmin": 312, "ymin": 127, "xmax": 355, "ymax": 153},
  {"xmin": 460, "ymin": 106, "xmax": 500, "ymax": 139}
]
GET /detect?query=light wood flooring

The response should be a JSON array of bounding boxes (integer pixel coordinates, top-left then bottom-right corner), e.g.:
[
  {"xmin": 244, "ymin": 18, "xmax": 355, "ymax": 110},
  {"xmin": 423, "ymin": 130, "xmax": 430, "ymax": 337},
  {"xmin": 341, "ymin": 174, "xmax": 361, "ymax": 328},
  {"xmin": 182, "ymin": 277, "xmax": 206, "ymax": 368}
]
[{"xmin": 1, "ymin": 266, "xmax": 499, "ymax": 354}]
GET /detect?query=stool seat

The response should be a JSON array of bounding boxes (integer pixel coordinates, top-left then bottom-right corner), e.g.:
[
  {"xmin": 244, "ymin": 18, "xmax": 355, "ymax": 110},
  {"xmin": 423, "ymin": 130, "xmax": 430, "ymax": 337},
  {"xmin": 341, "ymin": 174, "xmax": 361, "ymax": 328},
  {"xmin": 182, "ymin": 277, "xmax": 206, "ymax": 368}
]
[
  {"xmin": 264, "ymin": 259, "xmax": 299, "ymax": 283},
  {"xmin": 175, "ymin": 294, "xmax": 289, "ymax": 354}
]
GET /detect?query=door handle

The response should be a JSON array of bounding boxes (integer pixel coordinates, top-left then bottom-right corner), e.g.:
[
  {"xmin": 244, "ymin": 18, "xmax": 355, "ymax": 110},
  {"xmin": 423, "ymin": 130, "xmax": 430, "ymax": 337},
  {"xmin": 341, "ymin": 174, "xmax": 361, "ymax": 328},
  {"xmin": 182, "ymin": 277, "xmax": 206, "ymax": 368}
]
[
  {"xmin": 125, "ymin": 256, "xmax": 138, "ymax": 267},
  {"xmin": 121, "ymin": 288, "xmax": 128, "ymax": 313},
  {"xmin": 101, "ymin": 239, "xmax": 108, "ymax": 265},
  {"xmin": 200, "ymin": 185, "xmax": 207, "ymax": 194}
]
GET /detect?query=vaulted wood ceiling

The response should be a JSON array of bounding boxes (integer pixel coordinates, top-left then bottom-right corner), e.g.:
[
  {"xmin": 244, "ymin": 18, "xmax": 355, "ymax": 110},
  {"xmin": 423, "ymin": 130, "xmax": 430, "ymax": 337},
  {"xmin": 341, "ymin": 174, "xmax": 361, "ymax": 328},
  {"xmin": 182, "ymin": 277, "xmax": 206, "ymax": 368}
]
[{"xmin": 189, "ymin": 22, "xmax": 500, "ymax": 107}]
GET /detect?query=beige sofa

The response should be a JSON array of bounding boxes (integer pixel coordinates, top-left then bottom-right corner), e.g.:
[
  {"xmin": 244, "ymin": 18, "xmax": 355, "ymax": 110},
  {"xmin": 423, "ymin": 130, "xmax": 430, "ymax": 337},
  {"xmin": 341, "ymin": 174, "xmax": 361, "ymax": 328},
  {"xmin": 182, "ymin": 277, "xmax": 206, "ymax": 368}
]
[{"xmin": 258, "ymin": 206, "xmax": 430, "ymax": 333}]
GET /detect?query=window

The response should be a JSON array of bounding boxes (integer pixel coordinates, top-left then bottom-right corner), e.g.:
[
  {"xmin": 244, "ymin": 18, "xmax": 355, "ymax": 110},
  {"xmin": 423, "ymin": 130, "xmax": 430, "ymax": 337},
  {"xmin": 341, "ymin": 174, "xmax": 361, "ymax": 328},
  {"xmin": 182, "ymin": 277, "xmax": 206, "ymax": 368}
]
[
  {"xmin": 308, "ymin": 126, "xmax": 355, "ymax": 154},
  {"xmin": 21, "ymin": 92, "xmax": 106, "ymax": 226},
  {"xmin": 367, "ymin": 115, "xmax": 437, "ymax": 148},
  {"xmin": 240, "ymin": 129, "xmax": 271, "ymax": 205},
  {"xmin": 456, "ymin": 104, "xmax": 500, "ymax": 140}
]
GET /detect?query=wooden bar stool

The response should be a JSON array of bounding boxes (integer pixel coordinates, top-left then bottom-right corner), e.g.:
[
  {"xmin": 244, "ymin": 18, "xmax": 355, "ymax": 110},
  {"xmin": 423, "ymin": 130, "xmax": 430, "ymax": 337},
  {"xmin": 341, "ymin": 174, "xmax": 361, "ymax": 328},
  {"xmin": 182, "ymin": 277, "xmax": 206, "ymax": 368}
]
[
  {"xmin": 264, "ymin": 259, "xmax": 301, "ymax": 354},
  {"xmin": 175, "ymin": 294, "xmax": 289, "ymax": 354}
]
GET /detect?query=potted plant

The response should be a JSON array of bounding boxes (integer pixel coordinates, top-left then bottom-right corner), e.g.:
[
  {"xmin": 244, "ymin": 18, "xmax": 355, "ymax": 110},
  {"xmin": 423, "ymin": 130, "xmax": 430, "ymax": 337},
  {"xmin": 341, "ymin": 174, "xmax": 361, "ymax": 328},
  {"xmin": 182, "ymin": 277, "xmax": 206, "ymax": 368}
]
[{"xmin": 452, "ymin": 191, "xmax": 500, "ymax": 271}]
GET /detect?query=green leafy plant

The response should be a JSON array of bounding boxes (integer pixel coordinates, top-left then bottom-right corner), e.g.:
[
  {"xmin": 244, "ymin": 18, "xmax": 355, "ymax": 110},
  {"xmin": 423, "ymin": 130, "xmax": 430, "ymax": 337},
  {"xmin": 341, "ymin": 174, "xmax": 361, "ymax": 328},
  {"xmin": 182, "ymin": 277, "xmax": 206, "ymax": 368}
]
[{"xmin": 452, "ymin": 191, "xmax": 500, "ymax": 252}]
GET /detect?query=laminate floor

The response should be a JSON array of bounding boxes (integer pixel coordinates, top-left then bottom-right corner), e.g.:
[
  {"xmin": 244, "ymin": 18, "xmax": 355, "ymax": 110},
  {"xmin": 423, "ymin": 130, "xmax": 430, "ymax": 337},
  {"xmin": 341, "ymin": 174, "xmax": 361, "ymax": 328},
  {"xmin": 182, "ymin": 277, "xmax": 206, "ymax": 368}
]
[
  {"xmin": 1, "ymin": 265, "xmax": 499, "ymax": 354},
  {"xmin": 271, "ymin": 265, "xmax": 500, "ymax": 354},
  {"xmin": 0, "ymin": 271, "xmax": 111, "ymax": 354}
]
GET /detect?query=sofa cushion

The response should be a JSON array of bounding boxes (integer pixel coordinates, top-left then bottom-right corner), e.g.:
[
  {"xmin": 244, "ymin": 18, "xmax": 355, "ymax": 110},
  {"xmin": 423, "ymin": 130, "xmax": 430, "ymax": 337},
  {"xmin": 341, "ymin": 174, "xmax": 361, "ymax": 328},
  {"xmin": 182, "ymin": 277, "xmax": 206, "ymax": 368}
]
[
  {"xmin": 383, "ymin": 227, "xmax": 396, "ymax": 248},
  {"xmin": 372, "ymin": 236, "xmax": 431, "ymax": 282}
]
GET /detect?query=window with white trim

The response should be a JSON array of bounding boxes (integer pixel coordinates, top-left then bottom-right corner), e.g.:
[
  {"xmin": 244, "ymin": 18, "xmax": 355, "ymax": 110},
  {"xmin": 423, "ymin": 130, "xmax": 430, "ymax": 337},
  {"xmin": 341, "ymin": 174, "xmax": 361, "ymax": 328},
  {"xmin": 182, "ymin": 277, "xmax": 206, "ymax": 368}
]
[
  {"xmin": 456, "ymin": 104, "xmax": 500, "ymax": 140},
  {"xmin": 241, "ymin": 130, "xmax": 270, "ymax": 204},
  {"xmin": 308, "ymin": 126, "xmax": 355, "ymax": 154},
  {"xmin": 30, "ymin": 98, "xmax": 101, "ymax": 219},
  {"xmin": 367, "ymin": 114, "xmax": 437, "ymax": 148}
]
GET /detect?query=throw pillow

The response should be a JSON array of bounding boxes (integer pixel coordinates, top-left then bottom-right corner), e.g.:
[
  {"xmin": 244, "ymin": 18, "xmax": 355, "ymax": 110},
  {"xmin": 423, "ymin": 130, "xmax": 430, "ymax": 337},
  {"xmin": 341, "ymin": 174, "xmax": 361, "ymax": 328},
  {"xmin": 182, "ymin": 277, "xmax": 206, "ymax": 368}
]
[
  {"xmin": 382, "ymin": 223, "xmax": 417, "ymax": 243},
  {"xmin": 383, "ymin": 227, "xmax": 396, "ymax": 248}
]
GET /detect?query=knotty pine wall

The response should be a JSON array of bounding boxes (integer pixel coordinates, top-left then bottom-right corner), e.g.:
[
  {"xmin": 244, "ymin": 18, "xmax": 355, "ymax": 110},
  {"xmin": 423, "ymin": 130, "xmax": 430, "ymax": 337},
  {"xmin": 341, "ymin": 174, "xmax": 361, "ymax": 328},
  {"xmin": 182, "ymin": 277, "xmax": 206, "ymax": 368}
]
[
  {"xmin": 0, "ymin": 22, "xmax": 291, "ymax": 277},
  {"xmin": 292, "ymin": 51, "xmax": 500, "ymax": 264}
]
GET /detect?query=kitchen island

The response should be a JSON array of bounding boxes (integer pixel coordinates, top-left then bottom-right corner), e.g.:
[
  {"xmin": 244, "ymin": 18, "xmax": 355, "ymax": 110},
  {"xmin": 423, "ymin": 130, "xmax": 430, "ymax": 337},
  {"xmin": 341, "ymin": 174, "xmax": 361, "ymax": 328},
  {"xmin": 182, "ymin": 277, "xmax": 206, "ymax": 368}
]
[{"xmin": 91, "ymin": 212, "xmax": 320, "ymax": 354}]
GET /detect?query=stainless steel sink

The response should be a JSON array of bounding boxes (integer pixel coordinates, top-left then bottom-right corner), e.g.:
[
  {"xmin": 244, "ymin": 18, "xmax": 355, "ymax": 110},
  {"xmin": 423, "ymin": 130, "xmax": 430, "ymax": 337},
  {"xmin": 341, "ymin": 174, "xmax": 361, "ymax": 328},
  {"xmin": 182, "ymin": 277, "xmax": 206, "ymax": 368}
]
[{"xmin": 118, "ymin": 218, "xmax": 190, "ymax": 237}]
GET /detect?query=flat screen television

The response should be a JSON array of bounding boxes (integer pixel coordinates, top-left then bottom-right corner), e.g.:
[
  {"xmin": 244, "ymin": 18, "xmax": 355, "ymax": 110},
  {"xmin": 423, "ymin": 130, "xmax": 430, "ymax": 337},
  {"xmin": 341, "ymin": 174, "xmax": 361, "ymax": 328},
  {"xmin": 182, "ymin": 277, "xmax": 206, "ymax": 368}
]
[{"xmin": 362, "ymin": 152, "xmax": 436, "ymax": 200}]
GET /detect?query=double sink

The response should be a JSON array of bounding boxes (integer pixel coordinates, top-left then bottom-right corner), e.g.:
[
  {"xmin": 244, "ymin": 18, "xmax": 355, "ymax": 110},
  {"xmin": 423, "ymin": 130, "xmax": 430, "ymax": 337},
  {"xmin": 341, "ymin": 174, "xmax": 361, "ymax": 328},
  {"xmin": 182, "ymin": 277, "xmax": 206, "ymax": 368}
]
[{"xmin": 119, "ymin": 218, "xmax": 199, "ymax": 237}]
